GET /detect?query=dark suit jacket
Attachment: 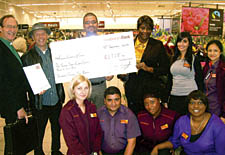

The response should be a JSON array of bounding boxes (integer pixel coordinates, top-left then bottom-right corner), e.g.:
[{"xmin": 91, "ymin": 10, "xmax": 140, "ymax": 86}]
[
  {"xmin": 0, "ymin": 40, "xmax": 28, "ymax": 123},
  {"xmin": 125, "ymin": 37, "xmax": 170, "ymax": 114}
]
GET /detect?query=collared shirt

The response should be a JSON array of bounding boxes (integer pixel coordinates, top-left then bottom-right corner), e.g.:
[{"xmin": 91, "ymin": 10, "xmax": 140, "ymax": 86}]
[
  {"xmin": 134, "ymin": 37, "xmax": 148, "ymax": 63},
  {"xmin": 35, "ymin": 45, "xmax": 58, "ymax": 106},
  {"xmin": 97, "ymin": 105, "xmax": 141, "ymax": 153},
  {"xmin": 204, "ymin": 60, "xmax": 220, "ymax": 116},
  {"xmin": 0, "ymin": 37, "xmax": 22, "ymax": 65},
  {"xmin": 137, "ymin": 107, "xmax": 179, "ymax": 151},
  {"xmin": 59, "ymin": 99, "xmax": 102, "ymax": 154}
]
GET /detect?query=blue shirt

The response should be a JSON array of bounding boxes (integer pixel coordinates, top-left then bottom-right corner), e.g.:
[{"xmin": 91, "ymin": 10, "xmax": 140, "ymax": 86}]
[
  {"xmin": 97, "ymin": 105, "xmax": 141, "ymax": 153},
  {"xmin": 35, "ymin": 45, "xmax": 58, "ymax": 106}
]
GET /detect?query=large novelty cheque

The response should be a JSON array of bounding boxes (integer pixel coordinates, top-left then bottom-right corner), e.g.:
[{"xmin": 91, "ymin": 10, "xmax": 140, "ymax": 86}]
[{"xmin": 50, "ymin": 31, "xmax": 137, "ymax": 83}]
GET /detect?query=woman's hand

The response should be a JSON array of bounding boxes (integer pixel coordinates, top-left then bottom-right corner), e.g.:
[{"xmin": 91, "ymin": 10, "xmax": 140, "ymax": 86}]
[{"xmin": 136, "ymin": 62, "xmax": 153, "ymax": 73}]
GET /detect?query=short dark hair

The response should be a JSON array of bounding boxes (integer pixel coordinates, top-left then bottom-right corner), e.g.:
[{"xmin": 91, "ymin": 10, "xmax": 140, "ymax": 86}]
[
  {"xmin": 104, "ymin": 86, "xmax": 121, "ymax": 98},
  {"xmin": 137, "ymin": 15, "xmax": 154, "ymax": 30},
  {"xmin": 187, "ymin": 90, "xmax": 209, "ymax": 111},
  {"xmin": 0, "ymin": 15, "xmax": 18, "ymax": 27},
  {"xmin": 83, "ymin": 12, "xmax": 98, "ymax": 24},
  {"xmin": 143, "ymin": 89, "xmax": 161, "ymax": 100}
]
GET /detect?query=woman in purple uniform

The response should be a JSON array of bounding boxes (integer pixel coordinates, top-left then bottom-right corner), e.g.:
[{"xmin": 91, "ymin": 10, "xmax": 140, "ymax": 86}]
[
  {"xmin": 203, "ymin": 40, "xmax": 225, "ymax": 123},
  {"xmin": 151, "ymin": 90, "xmax": 225, "ymax": 155},
  {"xmin": 59, "ymin": 75, "xmax": 102, "ymax": 155}
]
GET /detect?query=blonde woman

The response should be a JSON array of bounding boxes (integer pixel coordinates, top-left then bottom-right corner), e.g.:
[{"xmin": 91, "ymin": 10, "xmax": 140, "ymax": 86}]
[{"xmin": 59, "ymin": 75, "xmax": 102, "ymax": 155}]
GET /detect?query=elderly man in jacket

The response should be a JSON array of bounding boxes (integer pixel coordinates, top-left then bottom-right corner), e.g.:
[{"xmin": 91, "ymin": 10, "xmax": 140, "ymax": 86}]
[{"xmin": 21, "ymin": 23, "xmax": 65, "ymax": 155}]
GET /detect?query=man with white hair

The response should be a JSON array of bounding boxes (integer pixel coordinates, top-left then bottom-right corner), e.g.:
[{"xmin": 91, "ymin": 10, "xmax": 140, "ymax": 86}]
[{"xmin": 21, "ymin": 23, "xmax": 65, "ymax": 155}]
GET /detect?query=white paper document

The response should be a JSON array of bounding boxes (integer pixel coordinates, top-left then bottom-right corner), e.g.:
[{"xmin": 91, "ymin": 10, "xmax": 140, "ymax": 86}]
[
  {"xmin": 50, "ymin": 31, "xmax": 137, "ymax": 83},
  {"xmin": 23, "ymin": 63, "xmax": 51, "ymax": 94}
]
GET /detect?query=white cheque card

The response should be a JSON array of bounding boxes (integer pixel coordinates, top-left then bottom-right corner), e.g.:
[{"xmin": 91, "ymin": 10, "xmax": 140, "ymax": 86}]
[
  {"xmin": 50, "ymin": 31, "xmax": 137, "ymax": 83},
  {"xmin": 23, "ymin": 63, "xmax": 51, "ymax": 94}
]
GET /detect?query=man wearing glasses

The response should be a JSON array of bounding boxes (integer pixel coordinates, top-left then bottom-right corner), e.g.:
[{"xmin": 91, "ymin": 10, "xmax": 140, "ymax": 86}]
[
  {"xmin": 0, "ymin": 15, "xmax": 28, "ymax": 154},
  {"xmin": 83, "ymin": 12, "xmax": 113, "ymax": 109}
]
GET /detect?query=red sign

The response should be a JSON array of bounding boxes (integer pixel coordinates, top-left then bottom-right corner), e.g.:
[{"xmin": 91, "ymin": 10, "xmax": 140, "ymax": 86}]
[
  {"xmin": 40, "ymin": 22, "xmax": 60, "ymax": 28},
  {"xmin": 98, "ymin": 21, "xmax": 105, "ymax": 28},
  {"xmin": 181, "ymin": 7, "xmax": 209, "ymax": 35}
]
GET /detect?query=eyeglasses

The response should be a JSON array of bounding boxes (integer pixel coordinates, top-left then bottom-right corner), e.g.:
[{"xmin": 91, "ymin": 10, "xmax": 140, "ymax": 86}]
[
  {"xmin": 84, "ymin": 20, "xmax": 97, "ymax": 25},
  {"xmin": 2, "ymin": 25, "xmax": 18, "ymax": 29}
]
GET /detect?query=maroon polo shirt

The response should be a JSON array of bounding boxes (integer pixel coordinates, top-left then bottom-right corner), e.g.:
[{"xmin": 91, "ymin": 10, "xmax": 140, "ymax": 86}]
[{"xmin": 137, "ymin": 106, "xmax": 179, "ymax": 152}]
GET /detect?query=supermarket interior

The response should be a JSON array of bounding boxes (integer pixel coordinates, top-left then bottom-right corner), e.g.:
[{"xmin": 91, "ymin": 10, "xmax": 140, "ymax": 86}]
[{"xmin": 1, "ymin": 0, "xmax": 225, "ymax": 154}]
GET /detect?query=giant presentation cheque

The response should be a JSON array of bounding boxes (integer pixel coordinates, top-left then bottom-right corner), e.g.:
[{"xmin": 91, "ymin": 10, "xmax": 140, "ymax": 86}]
[{"xmin": 50, "ymin": 31, "xmax": 137, "ymax": 83}]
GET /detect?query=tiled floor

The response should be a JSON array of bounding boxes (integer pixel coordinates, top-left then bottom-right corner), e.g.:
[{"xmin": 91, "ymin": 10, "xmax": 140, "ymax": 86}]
[{"xmin": 0, "ymin": 77, "xmax": 125, "ymax": 155}]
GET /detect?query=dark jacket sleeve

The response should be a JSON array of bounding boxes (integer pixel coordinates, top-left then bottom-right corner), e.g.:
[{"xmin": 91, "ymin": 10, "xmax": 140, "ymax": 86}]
[
  {"xmin": 194, "ymin": 55, "xmax": 204, "ymax": 91},
  {"xmin": 0, "ymin": 41, "xmax": 28, "ymax": 122}
]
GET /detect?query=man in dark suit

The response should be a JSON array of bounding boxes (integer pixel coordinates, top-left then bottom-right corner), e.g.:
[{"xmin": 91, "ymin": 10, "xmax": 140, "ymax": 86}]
[{"xmin": 0, "ymin": 15, "xmax": 28, "ymax": 154}]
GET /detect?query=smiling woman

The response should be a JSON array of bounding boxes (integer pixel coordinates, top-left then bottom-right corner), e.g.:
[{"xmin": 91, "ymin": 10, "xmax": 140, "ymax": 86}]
[
  {"xmin": 168, "ymin": 32, "xmax": 204, "ymax": 115},
  {"xmin": 59, "ymin": 75, "xmax": 102, "ymax": 155},
  {"xmin": 203, "ymin": 40, "xmax": 225, "ymax": 119},
  {"xmin": 151, "ymin": 90, "xmax": 225, "ymax": 155}
]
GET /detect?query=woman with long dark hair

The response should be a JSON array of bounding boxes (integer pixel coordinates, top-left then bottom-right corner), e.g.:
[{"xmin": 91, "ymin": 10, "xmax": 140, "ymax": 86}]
[{"xmin": 168, "ymin": 32, "xmax": 204, "ymax": 115}]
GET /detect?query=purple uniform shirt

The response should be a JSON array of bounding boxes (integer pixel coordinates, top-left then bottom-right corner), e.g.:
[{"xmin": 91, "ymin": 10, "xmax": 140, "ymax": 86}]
[
  {"xmin": 169, "ymin": 114, "xmax": 225, "ymax": 154},
  {"xmin": 204, "ymin": 61, "xmax": 220, "ymax": 115},
  {"xmin": 137, "ymin": 107, "xmax": 179, "ymax": 151},
  {"xmin": 59, "ymin": 99, "xmax": 102, "ymax": 155},
  {"xmin": 97, "ymin": 105, "xmax": 141, "ymax": 153},
  {"xmin": 203, "ymin": 60, "xmax": 225, "ymax": 117}
]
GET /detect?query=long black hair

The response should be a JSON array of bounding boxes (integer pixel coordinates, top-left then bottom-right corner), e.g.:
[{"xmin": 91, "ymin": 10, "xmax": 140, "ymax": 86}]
[{"xmin": 172, "ymin": 32, "xmax": 193, "ymax": 70}]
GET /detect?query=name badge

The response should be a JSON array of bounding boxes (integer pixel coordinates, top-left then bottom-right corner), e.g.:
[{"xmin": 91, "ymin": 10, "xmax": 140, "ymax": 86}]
[
  {"xmin": 140, "ymin": 122, "xmax": 149, "ymax": 126},
  {"xmin": 160, "ymin": 124, "xmax": 169, "ymax": 130},
  {"xmin": 183, "ymin": 63, "xmax": 190, "ymax": 68},
  {"xmin": 73, "ymin": 114, "xmax": 79, "ymax": 118},
  {"xmin": 120, "ymin": 120, "xmax": 128, "ymax": 124},
  {"xmin": 181, "ymin": 132, "xmax": 189, "ymax": 139},
  {"xmin": 90, "ymin": 113, "xmax": 97, "ymax": 118},
  {"xmin": 212, "ymin": 73, "xmax": 216, "ymax": 78}
]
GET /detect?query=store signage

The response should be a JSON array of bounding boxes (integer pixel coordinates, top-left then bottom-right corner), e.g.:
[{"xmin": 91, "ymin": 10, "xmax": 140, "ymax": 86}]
[
  {"xmin": 98, "ymin": 21, "xmax": 105, "ymax": 28},
  {"xmin": 50, "ymin": 31, "xmax": 137, "ymax": 83},
  {"xmin": 181, "ymin": 7, "xmax": 224, "ymax": 36},
  {"xmin": 18, "ymin": 24, "xmax": 29, "ymax": 30},
  {"xmin": 40, "ymin": 22, "xmax": 60, "ymax": 28},
  {"xmin": 208, "ymin": 9, "xmax": 224, "ymax": 36},
  {"xmin": 181, "ymin": 7, "xmax": 209, "ymax": 35}
]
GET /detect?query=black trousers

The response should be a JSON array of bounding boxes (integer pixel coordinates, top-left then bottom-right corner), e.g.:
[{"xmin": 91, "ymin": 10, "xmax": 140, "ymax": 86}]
[
  {"xmin": 102, "ymin": 150, "xmax": 124, "ymax": 155},
  {"xmin": 168, "ymin": 95, "xmax": 188, "ymax": 116},
  {"xmin": 34, "ymin": 102, "xmax": 62, "ymax": 155}
]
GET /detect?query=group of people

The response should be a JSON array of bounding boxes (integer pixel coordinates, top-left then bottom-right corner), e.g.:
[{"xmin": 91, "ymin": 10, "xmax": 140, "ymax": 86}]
[{"xmin": 0, "ymin": 11, "xmax": 225, "ymax": 155}]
